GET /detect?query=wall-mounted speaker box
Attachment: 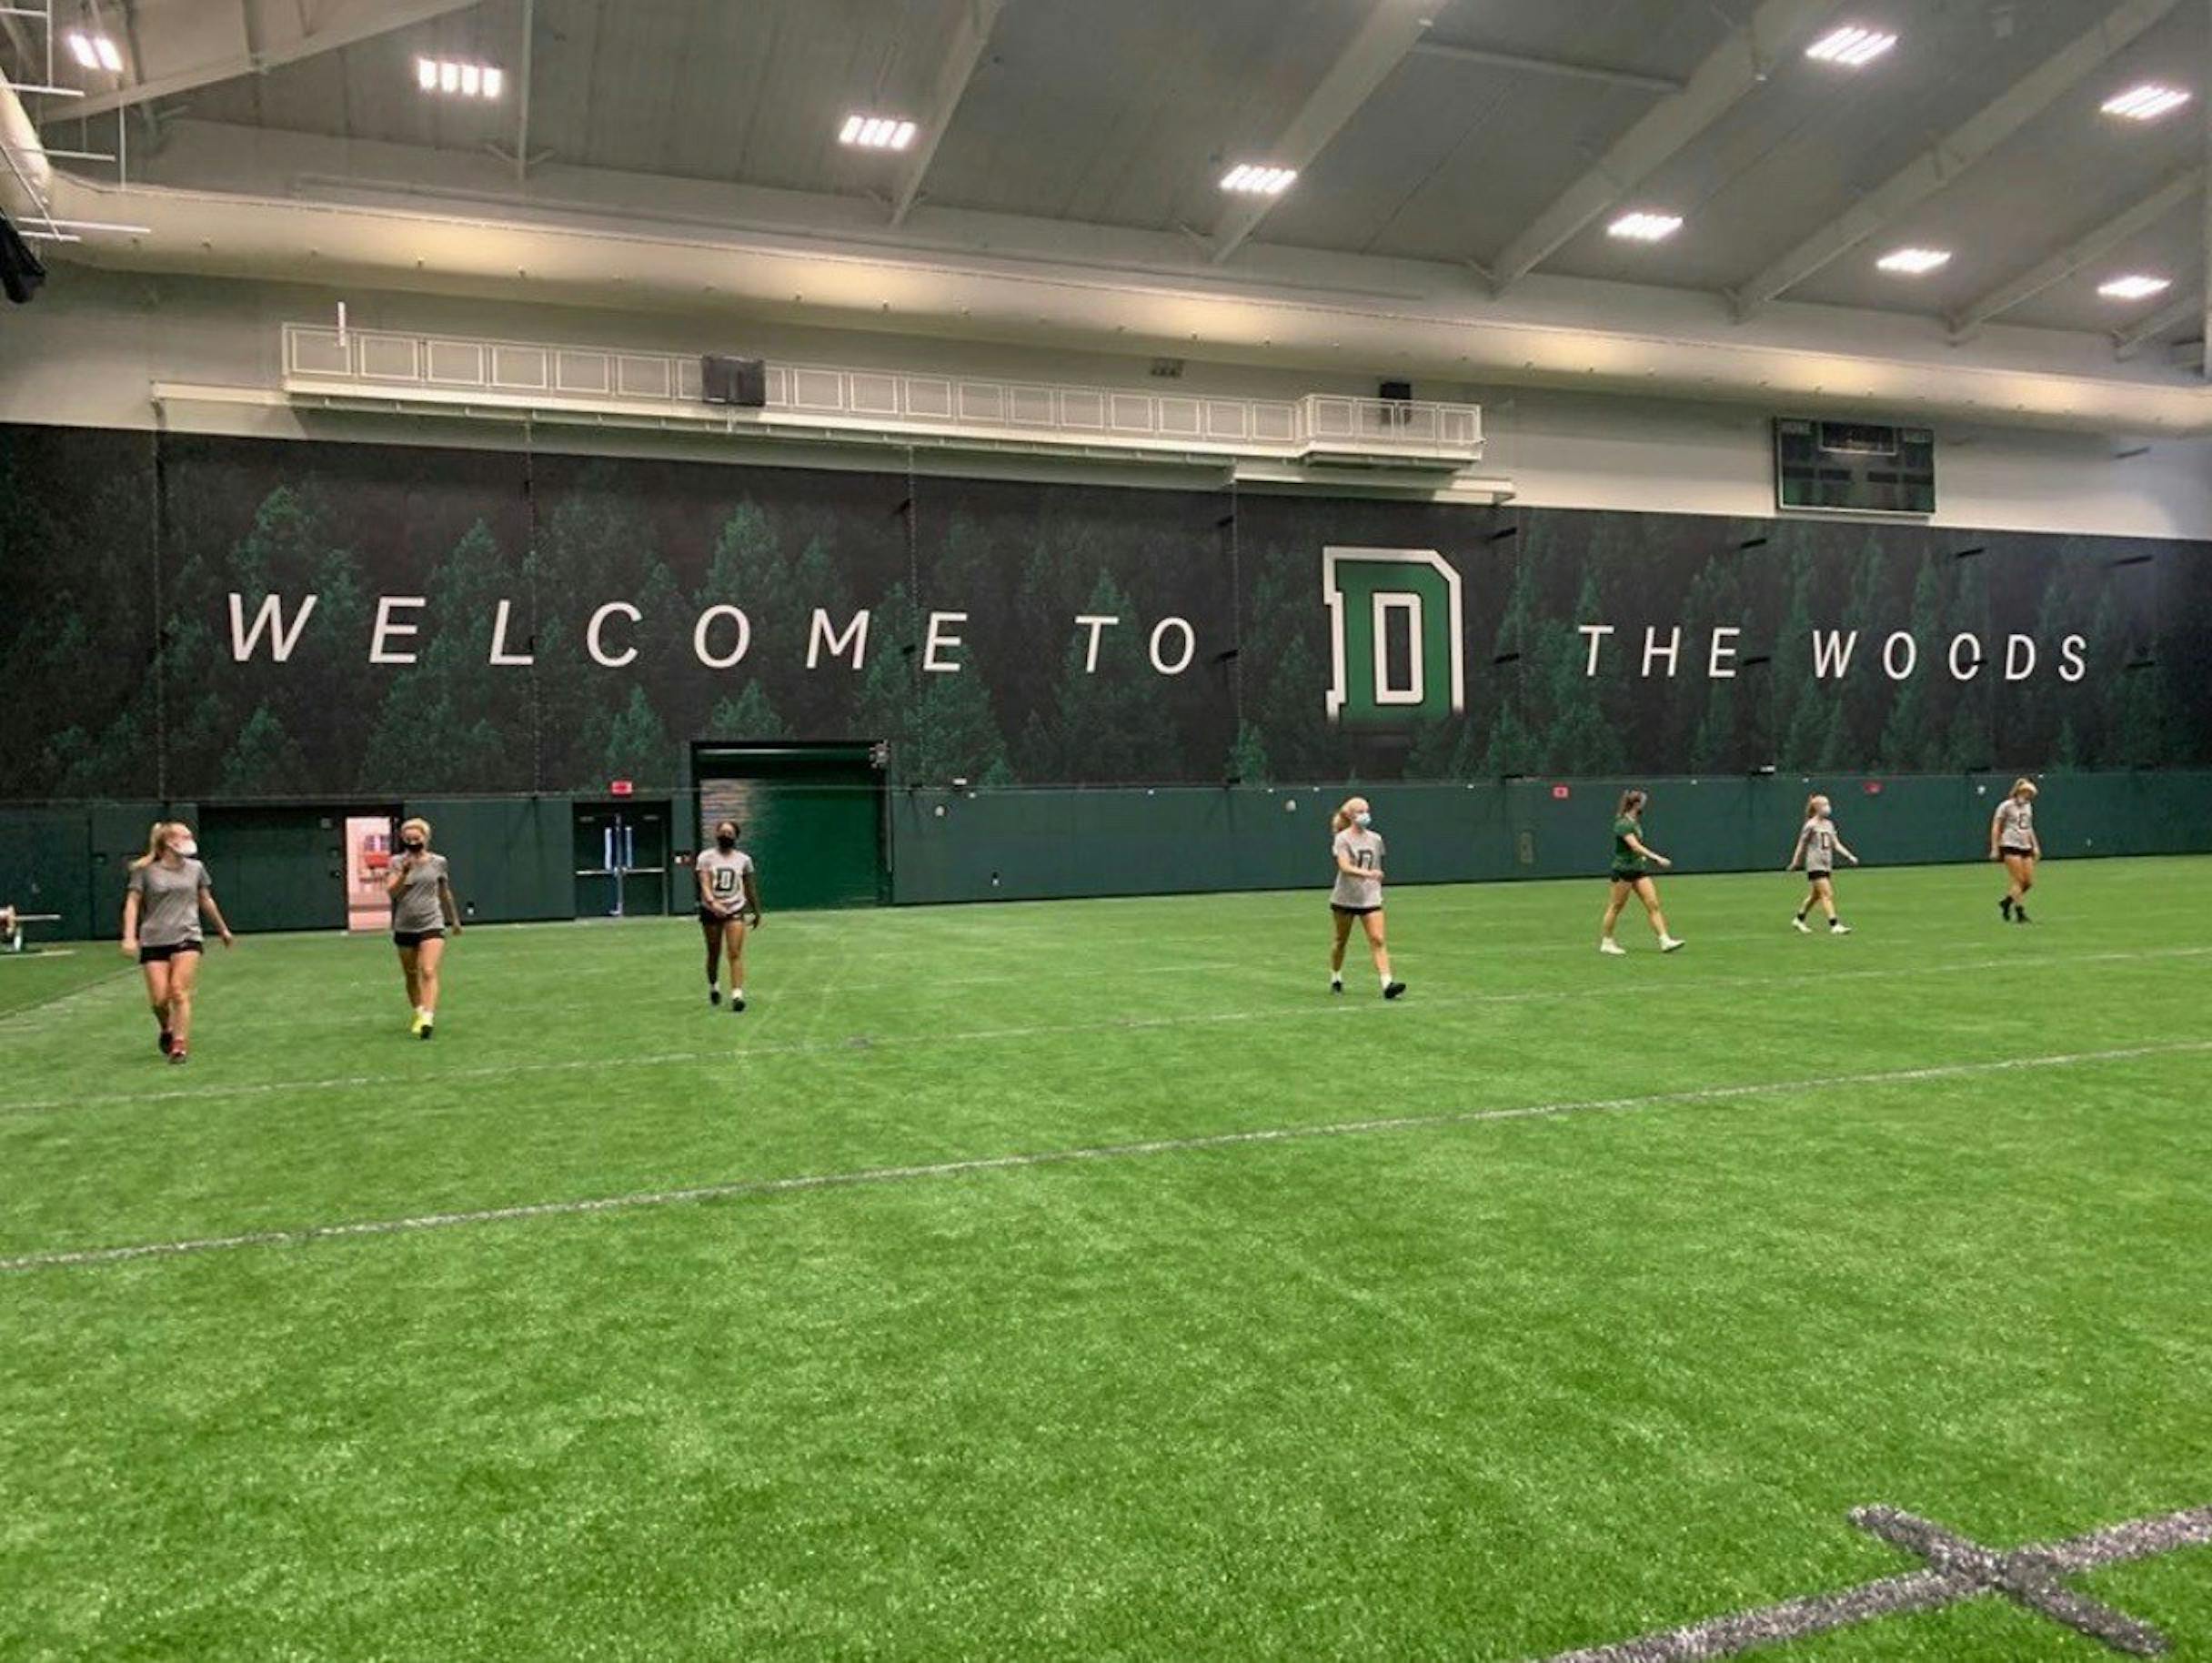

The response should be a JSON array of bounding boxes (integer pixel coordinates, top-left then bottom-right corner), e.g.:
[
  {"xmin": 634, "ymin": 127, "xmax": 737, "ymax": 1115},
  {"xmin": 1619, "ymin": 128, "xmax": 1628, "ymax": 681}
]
[
  {"xmin": 702, "ymin": 355, "xmax": 767, "ymax": 408},
  {"xmin": 1378, "ymin": 379, "xmax": 1413, "ymax": 402}
]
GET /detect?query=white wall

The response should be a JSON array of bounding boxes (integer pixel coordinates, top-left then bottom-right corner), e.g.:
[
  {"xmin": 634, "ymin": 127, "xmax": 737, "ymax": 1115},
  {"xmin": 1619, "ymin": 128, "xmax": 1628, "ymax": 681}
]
[{"xmin": 5, "ymin": 268, "xmax": 2210, "ymax": 541}]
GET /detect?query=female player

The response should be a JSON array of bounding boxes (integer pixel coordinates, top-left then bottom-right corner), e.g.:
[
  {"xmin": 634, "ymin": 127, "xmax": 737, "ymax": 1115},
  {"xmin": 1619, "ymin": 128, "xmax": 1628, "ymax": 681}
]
[
  {"xmin": 119, "ymin": 820, "xmax": 235, "ymax": 1064},
  {"xmin": 1328, "ymin": 797, "xmax": 1405, "ymax": 999},
  {"xmin": 1990, "ymin": 777, "xmax": 2041, "ymax": 922},
  {"xmin": 386, "ymin": 817, "xmax": 460, "ymax": 1039},
  {"xmin": 1787, "ymin": 792, "xmax": 1859, "ymax": 935},
  {"xmin": 695, "ymin": 819, "xmax": 761, "ymax": 1012},
  {"xmin": 1600, "ymin": 789, "xmax": 1684, "ymax": 955}
]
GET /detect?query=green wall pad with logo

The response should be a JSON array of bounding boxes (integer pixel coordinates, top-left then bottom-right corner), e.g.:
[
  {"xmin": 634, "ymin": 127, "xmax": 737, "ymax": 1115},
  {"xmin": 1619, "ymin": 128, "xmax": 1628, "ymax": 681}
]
[
  {"xmin": 888, "ymin": 770, "xmax": 2212, "ymax": 906},
  {"xmin": 694, "ymin": 744, "xmax": 886, "ymax": 911}
]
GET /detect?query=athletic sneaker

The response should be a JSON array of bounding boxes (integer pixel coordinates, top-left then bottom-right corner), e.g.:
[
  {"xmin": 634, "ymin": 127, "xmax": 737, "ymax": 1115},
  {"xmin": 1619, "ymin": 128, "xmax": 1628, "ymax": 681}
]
[
  {"xmin": 1659, "ymin": 935, "xmax": 1686, "ymax": 952},
  {"xmin": 167, "ymin": 1047, "xmax": 188, "ymax": 1066},
  {"xmin": 732, "ymin": 994, "xmax": 747, "ymax": 1013},
  {"xmin": 2000, "ymin": 895, "xmax": 2014, "ymax": 921},
  {"xmin": 709, "ymin": 986, "xmax": 721, "ymax": 1006},
  {"xmin": 1330, "ymin": 977, "xmax": 1344, "ymax": 995},
  {"xmin": 1791, "ymin": 916, "xmax": 1811, "ymax": 934},
  {"xmin": 418, "ymin": 1021, "xmax": 434, "ymax": 1041},
  {"xmin": 1830, "ymin": 922, "xmax": 1852, "ymax": 936},
  {"xmin": 1599, "ymin": 939, "xmax": 1627, "ymax": 956},
  {"xmin": 157, "ymin": 1028, "xmax": 174, "ymax": 1056},
  {"xmin": 408, "ymin": 1012, "xmax": 427, "ymax": 1037},
  {"xmin": 2014, "ymin": 909, "xmax": 2032, "ymax": 924},
  {"xmin": 1383, "ymin": 981, "xmax": 1407, "ymax": 1000}
]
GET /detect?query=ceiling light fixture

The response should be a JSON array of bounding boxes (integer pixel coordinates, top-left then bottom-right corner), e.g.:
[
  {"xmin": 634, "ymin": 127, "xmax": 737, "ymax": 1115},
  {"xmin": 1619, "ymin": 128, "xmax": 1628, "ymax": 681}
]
[
  {"xmin": 1875, "ymin": 247, "xmax": 1951, "ymax": 275},
  {"xmin": 1220, "ymin": 164, "xmax": 1297, "ymax": 196},
  {"xmin": 1805, "ymin": 25, "xmax": 1898, "ymax": 67},
  {"xmin": 2097, "ymin": 274, "xmax": 2172, "ymax": 300},
  {"xmin": 65, "ymin": 30, "xmax": 124, "ymax": 73},
  {"xmin": 415, "ymin": 56, "xmax": 505, "ymax": 99},
  {"xmin": 840, "ymin": 115, "xmax": 919, "ymax": 151},
  {"xmin": 1606, "ymin": 210, "xmax": 1683, "ymax": 242},
  {"xmin": 2100, "ymin": 83, "xmax": 2191, "ymax": 121}
]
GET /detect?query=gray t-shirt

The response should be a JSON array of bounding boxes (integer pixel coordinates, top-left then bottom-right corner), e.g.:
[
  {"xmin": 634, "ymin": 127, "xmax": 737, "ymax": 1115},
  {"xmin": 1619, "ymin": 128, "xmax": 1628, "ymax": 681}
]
[
  {"xmin": 696, "ymin": 846, "xmax": 753, "ymax": 913},
  {"xmin": 1800, "ymin": 817, "xmax": 1838, "ymax": 874},
  {"xmin": 1330, "ymin": 828, "xmax": 1383, "ymax": 910},
  {"xmin": 127, "ymin": 857, "xmax": 210, "ymax": 948},
  {"xmin": 391, "ymin": 852, "xmax": 450, "ymax": 933},
  {"xmin": 1994, "ymin": 798, "xmax": 2036, "ymax": 851}
]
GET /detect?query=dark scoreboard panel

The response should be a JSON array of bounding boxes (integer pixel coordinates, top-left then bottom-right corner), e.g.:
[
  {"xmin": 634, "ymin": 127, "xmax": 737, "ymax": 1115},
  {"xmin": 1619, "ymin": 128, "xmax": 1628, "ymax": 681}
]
[{"xmin": 1775, "ymin": 418, "xmax": 1936, "ymax": 516}]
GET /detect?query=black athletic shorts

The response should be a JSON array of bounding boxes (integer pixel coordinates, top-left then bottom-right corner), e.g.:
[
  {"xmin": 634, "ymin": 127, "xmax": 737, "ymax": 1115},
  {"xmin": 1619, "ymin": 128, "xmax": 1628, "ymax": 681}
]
[
  {"xmin": 699, "ymin": 905, "xmax": 745, "ymax": 926},
  {"xmin": 138, "ymin": 942, "xmax": 203, "ymax": 964},
  {"xmin": 393, "ymin": 928, "xmax": 446, "ymax": 949},
  {"xmin": 2000, "ymin": 845, "xmax": 2035, "ymax": 859},
  {"xmin": 1609, "ymin": 869, "xmax": 1648, "ymax": 884},
  {"xmin": 1804, "ymin": 869, "xmax": 1835, "ymax": 882},
  {"xmin": 1331, "ymin": 902, "xmax": 1380, "ymax": 918}
]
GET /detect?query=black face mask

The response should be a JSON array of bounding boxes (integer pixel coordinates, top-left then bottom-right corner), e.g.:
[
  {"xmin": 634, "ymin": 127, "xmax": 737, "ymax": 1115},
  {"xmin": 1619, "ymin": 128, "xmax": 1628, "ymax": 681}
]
[
  {"xmin": 403, "ymin": 839, "xmax": 425, "ymax": 852},
  {"xmin": 716, "ymin": 836, "xmax": 737, "ymax": 852}
]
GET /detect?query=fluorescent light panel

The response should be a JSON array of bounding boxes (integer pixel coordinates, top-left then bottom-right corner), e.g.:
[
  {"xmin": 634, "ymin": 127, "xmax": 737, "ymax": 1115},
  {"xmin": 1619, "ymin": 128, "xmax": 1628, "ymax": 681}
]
[
  {"xmin": 1220, "ymin": 164, "xmax": 1297, "ymax": 195},
  {"xmin": 1805, "ymin": 25, "xmax": 1897, "ymax": 67},
  {"xmin": 840, "ymin": 114, "xmax": 919, "ymax": 150},
  {"xmin": 415, "ymin": 56, "xmax": 504, "ymax": 99},
  {"xmin": 2097, "ymin": 274, "xmax": 2171, "ymax": 300},
  {"xmin": 66, "ymin": 29, "xmax": 122, "ymax": 72},
  {"xmin": 1876, "ymin": 247, "xmax": 1951, "ymax": 274},
  {"xmin": 1607, "ymin": 210, "xmax": 1683, "ymax": 242},
  {"xmin": 2101, "ymin": 83, "xmax": 2190, "ymax": 120}
]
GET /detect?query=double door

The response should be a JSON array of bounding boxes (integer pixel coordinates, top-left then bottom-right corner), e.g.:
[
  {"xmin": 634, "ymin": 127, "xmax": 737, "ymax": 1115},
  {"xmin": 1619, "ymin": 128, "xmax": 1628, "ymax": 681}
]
[{"xmin": 573, "ymin": 804, "xmax": 670, "ymax": 918}]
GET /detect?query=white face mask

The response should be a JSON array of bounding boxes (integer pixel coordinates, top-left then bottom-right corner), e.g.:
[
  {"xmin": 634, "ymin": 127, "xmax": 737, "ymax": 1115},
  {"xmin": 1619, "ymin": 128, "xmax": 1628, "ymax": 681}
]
[
  {"xmin": 1353, "ymin": 811, "xmax": 1372, "ymax": 829},
  {"xmin": 174, "ymin": 838, "xmax": 198, "ymax": 858}
]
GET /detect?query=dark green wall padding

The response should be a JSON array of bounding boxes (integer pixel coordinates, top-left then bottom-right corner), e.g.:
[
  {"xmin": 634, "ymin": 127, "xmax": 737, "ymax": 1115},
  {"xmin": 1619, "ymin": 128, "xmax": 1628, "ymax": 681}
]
[
  {"xmin": 887, "ymin": 770, "xmax": 2212, "ymax": 906},
  {"xmin": 7, "ymin": 771, "xmax": 2211, "ymax": 939}
]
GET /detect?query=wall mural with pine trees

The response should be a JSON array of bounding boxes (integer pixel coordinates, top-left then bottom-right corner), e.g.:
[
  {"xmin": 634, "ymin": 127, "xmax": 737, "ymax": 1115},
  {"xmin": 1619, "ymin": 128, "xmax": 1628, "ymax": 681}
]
[{"xmin": 1, "ymin": 423, "xmax": 2205, "ymax": 801}]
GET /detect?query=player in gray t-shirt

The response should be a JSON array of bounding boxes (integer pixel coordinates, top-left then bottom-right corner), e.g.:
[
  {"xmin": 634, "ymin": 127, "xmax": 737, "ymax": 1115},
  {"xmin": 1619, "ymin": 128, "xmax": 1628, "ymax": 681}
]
[
  {"xmin": 1990, "ymin": 778, "xmax": 2042, "ymax": 923},
  {"xmin": 121, "ymin": 820, "xmax": 236, "ymax": 1065},
  {"xmin": 1328, "ymin": 797, "xmax": 1405, "ymax": 1000},
  {"xmin": 1787, "ymin": 792, "xmax": 1860, "ymax": 936},
  {"xmin": 385, "ymin": 816, "xmax": 461, "ymax": 1039}
]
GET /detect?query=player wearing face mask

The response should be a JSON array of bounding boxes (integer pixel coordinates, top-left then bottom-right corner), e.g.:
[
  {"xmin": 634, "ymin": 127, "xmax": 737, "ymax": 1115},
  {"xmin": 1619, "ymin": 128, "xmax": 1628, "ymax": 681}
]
[
  {"xmin": 385, "ymin": 817, "xmax": 460, "ymax": 1039},
  {"xmin": 120, "ymin": 820, "xmax": 236, "ymax": 1065},
  {"xmin": 694, "ymin": 820, "xmax": 762, "ymax": 1011},
  {"xmin": 1328, "ymin": 796, "xmax": 1405, "ymax": 999}
]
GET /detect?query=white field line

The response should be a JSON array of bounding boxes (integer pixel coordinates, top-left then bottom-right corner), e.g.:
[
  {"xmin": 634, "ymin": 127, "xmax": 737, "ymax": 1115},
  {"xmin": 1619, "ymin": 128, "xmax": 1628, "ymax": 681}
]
[
  {"xmin": 5, "ymin": 944, "xmax": 2207, "ymax": 1121},
  {"xmin": 5, "ymin": 1038, "xmax": 2207, "ymax": 1275}
]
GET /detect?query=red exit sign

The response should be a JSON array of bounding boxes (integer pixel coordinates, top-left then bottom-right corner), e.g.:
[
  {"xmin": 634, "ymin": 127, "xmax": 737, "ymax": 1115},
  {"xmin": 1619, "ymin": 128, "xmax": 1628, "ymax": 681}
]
[
  {"xmin": 609, "ymin": 779, "xmax": 635, "ymax": 798},
  {"xmin": 1552, "ymin": 784, "xmax": 1572, "ymax": 800}
]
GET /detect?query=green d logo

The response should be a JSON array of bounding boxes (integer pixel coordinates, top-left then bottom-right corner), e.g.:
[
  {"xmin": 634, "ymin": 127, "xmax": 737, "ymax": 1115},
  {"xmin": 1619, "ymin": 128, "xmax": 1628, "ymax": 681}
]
[{"xmin": 1322, "ymin": 547, "xmax": 1466, "ymax": 727}]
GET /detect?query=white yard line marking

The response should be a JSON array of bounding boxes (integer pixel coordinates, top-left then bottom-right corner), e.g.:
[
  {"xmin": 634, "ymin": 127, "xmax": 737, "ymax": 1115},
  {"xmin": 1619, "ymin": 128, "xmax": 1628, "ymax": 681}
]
[
  {"xmin": 5, "ymin": 944, "xmax": 2206, "ymax": 1120},
  {"xmin": 5, "ymin": 1038, "xmax": 2207, "ymax": 1274}
]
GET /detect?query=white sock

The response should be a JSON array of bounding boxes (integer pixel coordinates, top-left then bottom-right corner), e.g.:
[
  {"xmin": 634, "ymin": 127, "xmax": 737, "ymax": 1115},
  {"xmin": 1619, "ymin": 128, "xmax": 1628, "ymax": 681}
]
[
  {"xmin": 1330, "ymin": 971, "xmax": 1342, "ymax": 984},
  {"xmin": 1379, "ymin": 969, "xmax": 1393, "ymax": 989},
  {"xmin": 733, "ymin": 987, "xmax": 744, "ymax": 1000}
]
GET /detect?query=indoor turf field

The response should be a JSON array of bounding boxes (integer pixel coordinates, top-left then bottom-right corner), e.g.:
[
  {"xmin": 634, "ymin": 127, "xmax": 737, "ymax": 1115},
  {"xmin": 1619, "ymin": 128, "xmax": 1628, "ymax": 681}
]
[{"xmin": 3, "ymin": 857, "xmax": 2208, "ymax": 1660}]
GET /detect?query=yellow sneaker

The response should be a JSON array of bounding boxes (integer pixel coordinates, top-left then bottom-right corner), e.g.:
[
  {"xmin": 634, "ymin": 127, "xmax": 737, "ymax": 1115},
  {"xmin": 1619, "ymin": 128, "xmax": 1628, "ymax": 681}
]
[{"xmin": 408, "ymin": 1011, "xmax": 427, "ymax": 1036}]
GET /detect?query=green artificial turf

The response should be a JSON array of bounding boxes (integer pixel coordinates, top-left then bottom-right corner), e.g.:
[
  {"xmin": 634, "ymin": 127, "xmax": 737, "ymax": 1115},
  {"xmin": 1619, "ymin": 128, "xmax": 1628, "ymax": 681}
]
[{"xmin": 3, "ymin": 859, "xmax": 2207, "ymax": 1659}]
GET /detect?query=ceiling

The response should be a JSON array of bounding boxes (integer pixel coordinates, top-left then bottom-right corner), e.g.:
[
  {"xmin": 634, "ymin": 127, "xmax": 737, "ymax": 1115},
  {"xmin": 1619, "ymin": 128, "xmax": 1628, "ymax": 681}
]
[{"xmin": 4, "ymin": 0, "xmax": 2207, "ymax": 406}]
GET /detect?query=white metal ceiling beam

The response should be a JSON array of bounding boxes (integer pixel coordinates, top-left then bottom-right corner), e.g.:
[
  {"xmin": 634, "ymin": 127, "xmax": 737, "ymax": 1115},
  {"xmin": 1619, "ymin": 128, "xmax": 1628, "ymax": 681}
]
[
  {"xmin": 1208, "ymin": 0, "xmax": 1431, "ymax": 265},
  {"xmin": 1483, "ymin": 0, "xmax": 1834, "ymax": 295},
  {"xmin": 1948, "ymin": 167, "xmax": 2201, "ymax": 339},
  {"xmin": 888, "ymin": 0, "xmax": 1006, "ymax": 228},
  {"xmin": 2112, "ymin": 284, "xmax": 2204, "ymax": 355},
  {"xmin": 1409, "ymin": 40, "xmax": 1683, "ymax": 96},
  {"xmin": 49, "ymin": 0, "xmax": 481, "ymax": 119},
  {"xmin": 1731, "ymin": 0, "xmax": 2184, "ymax": 318}
]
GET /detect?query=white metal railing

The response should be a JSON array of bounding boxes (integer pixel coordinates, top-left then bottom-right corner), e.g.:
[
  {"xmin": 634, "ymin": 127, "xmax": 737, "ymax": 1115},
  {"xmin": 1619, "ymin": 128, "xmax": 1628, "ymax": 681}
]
[{"xmin": 279, "ymin": 325, "xmax": 1483, "ymax": 467}]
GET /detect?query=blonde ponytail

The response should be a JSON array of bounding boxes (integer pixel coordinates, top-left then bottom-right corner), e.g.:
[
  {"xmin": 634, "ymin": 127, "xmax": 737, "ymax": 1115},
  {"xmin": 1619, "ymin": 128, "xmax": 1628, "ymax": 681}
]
[{"xmin": 128, "ymin": 821, "xmax": 174, "ymax": 872}]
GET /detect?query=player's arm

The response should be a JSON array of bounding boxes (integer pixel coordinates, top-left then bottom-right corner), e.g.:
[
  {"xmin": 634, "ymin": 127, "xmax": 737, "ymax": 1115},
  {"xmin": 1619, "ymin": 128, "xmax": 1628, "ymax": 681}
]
[
  {"xmin": 1786, "ymin": 826, "xmax": 1806, "ymax": 871},
  {"xmin": 1624, "ymin": 832, "xmax": 1672, "ymax": 870},
  {"xmin": 437, "ymin": 877, "xmax": 462, "ymax": 934},
  {"xmin": 1988, "ymin": 808, "xmax": 2005, "ymax": 860},
  {"xmin": 386, "ymin": 853, "xmax": 410, "ymax": 897},
  {"xmin": 198, "ymin": 882, "xmax": 236, "ymax": 948},
  {"xmin": 119, "ymin": 885, "xmax": 141, "ymax": 958},
  {"xmin": 696, "ymin": 861, "xmax": 718, "ymax": 911},
  {"xmin": 1835, "ymin": 837, "xmax": 1860, "ymax": 865},
  {"xmin": 2030, "ymin": 828, "xmax": 2042, "ymax": 858},
  {"xmin": 741, "ymin": 869, "xmax": 762, "ymax": 926}
]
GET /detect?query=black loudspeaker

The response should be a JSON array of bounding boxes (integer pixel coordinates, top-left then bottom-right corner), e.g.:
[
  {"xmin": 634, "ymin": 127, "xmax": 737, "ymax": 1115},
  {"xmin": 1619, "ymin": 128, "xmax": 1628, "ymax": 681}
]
[
  {"xmin": 1378, "ymin": 378, "xmax": 1412, "ymax": 402},
  {"xmin": 702, "ymin": 355, "xmax": 767, "ymax": 408}
]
